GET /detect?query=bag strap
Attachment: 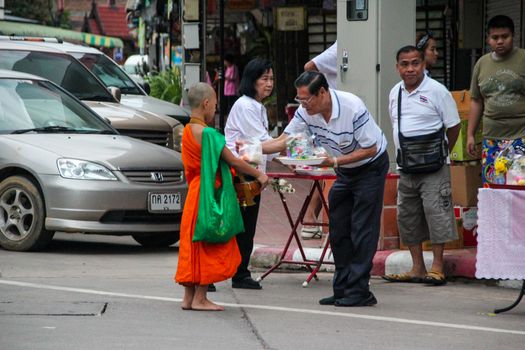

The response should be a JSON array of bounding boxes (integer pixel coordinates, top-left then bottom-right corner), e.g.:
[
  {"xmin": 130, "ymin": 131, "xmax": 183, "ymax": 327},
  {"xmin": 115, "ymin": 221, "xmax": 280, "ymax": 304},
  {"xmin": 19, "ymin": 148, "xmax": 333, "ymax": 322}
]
[
  {"xmin": 397, "ymin": 86, "xmax": 402, "ymax": 138},
  {"xmin": 397, "ymin": 85, "xmax": 445, "ymax": 138}
]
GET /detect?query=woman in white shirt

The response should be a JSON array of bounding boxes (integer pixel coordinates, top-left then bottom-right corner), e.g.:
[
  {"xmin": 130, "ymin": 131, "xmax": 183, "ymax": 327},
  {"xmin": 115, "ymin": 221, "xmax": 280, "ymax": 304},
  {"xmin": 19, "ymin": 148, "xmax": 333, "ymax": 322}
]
[{"xmin": 224, "ymin": 57, "xmax": 274, "ymax": 290}]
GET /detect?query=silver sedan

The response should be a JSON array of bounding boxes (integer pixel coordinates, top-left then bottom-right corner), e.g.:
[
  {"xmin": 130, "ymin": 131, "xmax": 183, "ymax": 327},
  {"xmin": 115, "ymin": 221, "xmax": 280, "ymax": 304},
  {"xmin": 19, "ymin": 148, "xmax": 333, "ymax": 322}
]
[{"xmin": 0, "ymin": 70, "xmax": 187, "ymax": 251}]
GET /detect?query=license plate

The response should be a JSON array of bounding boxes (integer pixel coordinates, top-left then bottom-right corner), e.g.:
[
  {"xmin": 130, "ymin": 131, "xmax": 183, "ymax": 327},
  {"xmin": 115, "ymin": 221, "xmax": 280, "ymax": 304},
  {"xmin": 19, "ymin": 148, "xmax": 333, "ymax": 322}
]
[{"xmin": 148, "ymin": 192, "xmax": 181, "ymax": 212}]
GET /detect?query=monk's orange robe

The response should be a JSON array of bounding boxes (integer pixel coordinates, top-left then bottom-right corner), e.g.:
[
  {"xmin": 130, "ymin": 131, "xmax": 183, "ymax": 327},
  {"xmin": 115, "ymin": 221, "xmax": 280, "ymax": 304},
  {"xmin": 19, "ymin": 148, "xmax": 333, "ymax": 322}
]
[{"xmin": 175, "ymin": 125, "xmax": 241, "ymax": 285}]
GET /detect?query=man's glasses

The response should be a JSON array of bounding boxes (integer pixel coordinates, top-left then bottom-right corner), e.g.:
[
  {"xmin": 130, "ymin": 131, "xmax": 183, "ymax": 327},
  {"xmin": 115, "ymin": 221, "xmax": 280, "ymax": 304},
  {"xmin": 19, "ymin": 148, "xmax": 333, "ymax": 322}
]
[{"xmin": 294, "ymin": 95, "xmax": 315, "ymax": 105}]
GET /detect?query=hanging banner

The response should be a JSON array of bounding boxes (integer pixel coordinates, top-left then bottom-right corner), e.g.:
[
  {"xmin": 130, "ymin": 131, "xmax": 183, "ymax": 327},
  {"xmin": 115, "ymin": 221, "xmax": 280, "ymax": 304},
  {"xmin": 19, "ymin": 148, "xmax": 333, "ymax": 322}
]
[{"xmin": 138, "ymin": 17, "xmax": 145, "ymax": 55}]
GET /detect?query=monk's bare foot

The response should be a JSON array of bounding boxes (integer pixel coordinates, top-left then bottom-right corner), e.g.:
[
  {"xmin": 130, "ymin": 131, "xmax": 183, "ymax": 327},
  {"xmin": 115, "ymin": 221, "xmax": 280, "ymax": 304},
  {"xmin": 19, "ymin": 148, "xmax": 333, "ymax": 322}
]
[
  {"xmin": 181, "ymin": 286, "xmax": 195, "ymax": 310},
  {"xmin": 191, "ymin": 298, "xmax": 224, "ymax": 311},
  {"xmin": 181, "ymin": 301, "xmax": 192, "ymax": 310}
]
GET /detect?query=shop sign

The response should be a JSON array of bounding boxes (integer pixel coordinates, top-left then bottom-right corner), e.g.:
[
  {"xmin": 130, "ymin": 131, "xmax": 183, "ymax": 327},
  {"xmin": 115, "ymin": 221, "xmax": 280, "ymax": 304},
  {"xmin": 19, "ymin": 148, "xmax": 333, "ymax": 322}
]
[
  {"xmin": 276, "ymin": 7, "xmax": 305, "ymax": 31},
  {"xmin": 184, "ymin": 0, "xmax": 199, "ymax": 21}
]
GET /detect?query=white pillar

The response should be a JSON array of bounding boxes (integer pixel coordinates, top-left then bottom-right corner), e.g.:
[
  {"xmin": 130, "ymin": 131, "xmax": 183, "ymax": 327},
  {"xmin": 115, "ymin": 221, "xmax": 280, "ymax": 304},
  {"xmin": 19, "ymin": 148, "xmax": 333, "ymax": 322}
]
[
  {"xmin": 0, "ymin": 0, "xmax": 5, "ymax": 20},
  {"xmin": 337, "ymin": 0, "xmax": 416, "ymax": 170}
]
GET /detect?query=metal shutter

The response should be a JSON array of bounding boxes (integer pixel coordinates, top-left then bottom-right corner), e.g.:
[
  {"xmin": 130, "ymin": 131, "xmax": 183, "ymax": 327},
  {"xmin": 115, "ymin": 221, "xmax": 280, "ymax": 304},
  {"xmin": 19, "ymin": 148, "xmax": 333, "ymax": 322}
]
[
  {"xmin": 416, "ymin": 1, "xmax": 450, "ymax": 87},
  {"xmin": 485, "ymin": 0, "xmax": 522, "ymax": 48},
  {"xmin": 307, "ymin": 11, "xmax": 336, "ymax": 59}
]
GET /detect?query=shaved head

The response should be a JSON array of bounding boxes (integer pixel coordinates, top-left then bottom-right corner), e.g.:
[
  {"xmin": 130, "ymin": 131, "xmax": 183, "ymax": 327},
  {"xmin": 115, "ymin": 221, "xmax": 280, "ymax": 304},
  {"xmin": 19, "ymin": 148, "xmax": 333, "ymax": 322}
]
[{"xmin": 188, "ymin": 82, "xmax": 215, "ymax": 109}]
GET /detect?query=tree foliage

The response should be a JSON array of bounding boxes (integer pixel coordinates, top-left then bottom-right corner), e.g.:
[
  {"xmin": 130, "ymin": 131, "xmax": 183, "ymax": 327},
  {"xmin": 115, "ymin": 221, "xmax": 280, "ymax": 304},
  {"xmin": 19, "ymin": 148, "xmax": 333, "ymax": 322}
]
[
  {"xmin": 5, "ymin": 0, "xmax": 54, "ymax": 24},
  {"xmin": 146, "ymin": 67, "xmax": 183, "ymax": 105},
  {"xmin": 5, "ymin": 0, "xmax": 70, "ymax": 28}
]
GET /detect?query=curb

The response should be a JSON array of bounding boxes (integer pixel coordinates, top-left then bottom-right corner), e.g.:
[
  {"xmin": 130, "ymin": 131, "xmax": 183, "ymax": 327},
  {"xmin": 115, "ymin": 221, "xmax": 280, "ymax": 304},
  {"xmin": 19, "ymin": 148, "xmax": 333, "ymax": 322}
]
[{"xmin": 251, "ymin": 246, "xmax": 477, "ymax": 279}]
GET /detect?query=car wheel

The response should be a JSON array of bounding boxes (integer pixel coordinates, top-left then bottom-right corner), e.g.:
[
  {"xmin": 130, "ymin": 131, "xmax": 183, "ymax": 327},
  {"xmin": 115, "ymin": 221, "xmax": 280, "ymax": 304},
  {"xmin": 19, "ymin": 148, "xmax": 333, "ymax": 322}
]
[
  {"xmin": 0, "ymin": 176, "xmax": 54, "ymax": 251},
  {"xmin": 132, "ymin": 232, "xmax": 180, "ymax": 248}
]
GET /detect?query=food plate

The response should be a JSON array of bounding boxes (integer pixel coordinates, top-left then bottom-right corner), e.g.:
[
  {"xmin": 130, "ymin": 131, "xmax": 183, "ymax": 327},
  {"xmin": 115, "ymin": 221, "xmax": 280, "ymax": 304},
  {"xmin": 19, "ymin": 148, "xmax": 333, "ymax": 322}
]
[
  {"xmin": 294, "ymin": 166, "xmax": 336, "ymax": 176},
  {"xmin": 276, "ymin": 156, "xmax": 326, "ymax": 166}
]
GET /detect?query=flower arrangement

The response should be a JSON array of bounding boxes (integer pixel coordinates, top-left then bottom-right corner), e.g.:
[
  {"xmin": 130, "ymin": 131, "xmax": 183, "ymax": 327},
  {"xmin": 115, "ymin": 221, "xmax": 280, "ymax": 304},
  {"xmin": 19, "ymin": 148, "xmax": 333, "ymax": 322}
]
[
  {"xmin": 494, "ymin": 156, "xmax": 510, "ymax": 175},
  {"xmin": 493, "ymin": 144, "xmax": 525, "ymax": 185},
  {"xmin": 270, "ymin": 178, "xmax": 295, "ymax": 194}
]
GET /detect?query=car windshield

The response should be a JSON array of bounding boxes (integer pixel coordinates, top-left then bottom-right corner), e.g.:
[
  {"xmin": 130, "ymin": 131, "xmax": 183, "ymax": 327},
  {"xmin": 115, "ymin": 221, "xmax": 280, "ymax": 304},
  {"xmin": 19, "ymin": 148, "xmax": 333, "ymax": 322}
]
[
  {"xmin": 0, "ymin": 50, "xmax": 115, "ymax": 102},
  {"xmin": 72, "ymin": 52, "xmax": 143, "ymax": 95},
  {"xmin": 0, "ymin": 78, "xmax": 116, "ymax": 135}
]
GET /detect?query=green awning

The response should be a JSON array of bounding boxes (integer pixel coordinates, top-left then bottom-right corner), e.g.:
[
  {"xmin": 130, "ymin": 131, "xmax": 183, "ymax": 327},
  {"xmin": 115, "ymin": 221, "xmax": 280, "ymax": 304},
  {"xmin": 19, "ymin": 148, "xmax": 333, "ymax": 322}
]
[
  {"xmin": 0, "ymin": 21, "xmax": 124, "ymax": 48},
  {"xmin": 82, "ymin": 33, "xmax": 124, "ymax": 49}
]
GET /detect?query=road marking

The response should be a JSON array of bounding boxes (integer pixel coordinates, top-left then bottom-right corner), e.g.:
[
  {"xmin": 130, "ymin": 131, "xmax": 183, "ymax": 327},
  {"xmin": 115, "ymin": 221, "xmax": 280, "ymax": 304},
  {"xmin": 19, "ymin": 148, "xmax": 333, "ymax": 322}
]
[{"xmin": 2, "ymin": 279, "xmax": 524, "ymax": 336}]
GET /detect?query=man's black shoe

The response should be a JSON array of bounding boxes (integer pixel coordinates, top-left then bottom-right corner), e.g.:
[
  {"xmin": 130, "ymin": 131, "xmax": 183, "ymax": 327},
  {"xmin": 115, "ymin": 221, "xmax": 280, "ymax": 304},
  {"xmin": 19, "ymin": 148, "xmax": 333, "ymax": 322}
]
[
  {"xmin": 207, "ymin": 283, "xmax": 216, "ymax": 292},
  {"xmin": 318, "ymin": 295, "xmax": 338, "ymax": 305},
  {"xmin": 334, "ymin": 292, "xmax": 377, "ymax": 307},
  {"xmin": 232, "ymin": 277, "xmax": 262, "ymax": 290}
]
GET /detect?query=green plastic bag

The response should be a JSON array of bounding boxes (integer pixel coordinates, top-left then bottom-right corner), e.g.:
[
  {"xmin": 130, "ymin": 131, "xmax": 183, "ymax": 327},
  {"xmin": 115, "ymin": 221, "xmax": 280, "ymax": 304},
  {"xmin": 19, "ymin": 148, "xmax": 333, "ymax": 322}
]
[{"xmin": 193, "ymin": 127, "xmax": 245, "ymax": 243}]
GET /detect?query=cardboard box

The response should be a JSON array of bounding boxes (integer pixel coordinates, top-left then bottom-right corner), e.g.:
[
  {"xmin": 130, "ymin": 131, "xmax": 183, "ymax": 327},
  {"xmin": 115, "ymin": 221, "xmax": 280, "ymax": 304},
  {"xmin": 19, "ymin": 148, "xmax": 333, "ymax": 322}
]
[
  {"xmin": 450, "ymin": 119, "xmax": 482, "ymax": 161},
  {"xmin": 450, "ymin": 165, "xmax": 482, "ymax": 206},
  {"xmin": 451, "ymin": 90, "xmax": 471, "ymax": 120}
]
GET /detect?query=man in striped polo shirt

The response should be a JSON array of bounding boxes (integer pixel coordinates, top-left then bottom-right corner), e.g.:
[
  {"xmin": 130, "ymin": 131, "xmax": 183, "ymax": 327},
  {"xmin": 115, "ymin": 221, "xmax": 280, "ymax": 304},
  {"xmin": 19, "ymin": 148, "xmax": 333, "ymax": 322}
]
[{"xmin": 263, "ymin": 71, "xmax": 389, "ymax": 307}]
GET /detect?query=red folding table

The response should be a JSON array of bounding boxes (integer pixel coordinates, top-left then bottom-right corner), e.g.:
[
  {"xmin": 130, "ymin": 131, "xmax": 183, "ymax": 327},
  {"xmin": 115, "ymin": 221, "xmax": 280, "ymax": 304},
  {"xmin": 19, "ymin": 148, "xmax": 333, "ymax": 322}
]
[{"xmin": 257, "ymin": 172, "xmax": 336, "ymax": 287}]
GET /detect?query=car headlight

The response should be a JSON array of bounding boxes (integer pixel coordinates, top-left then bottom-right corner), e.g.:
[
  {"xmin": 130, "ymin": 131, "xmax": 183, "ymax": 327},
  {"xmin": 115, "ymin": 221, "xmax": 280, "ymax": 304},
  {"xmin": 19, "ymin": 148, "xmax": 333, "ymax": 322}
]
[
  {"xmin": 173, "ymin": 124, "xmax": 184, "ymax": 152},
  {"xmin": 57, "ymin": 159, "xmax": 117, "ymax": 181}
]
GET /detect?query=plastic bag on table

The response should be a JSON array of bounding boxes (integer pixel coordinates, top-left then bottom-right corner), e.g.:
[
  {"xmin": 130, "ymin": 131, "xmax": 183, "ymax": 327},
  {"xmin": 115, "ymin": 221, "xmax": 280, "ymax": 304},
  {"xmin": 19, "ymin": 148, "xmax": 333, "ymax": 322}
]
[
  {"xmin": 287, "ymin": 137, "xmax": 317, "ymax": 161},
  {"xmin": 507, "ymin": 154, "xmax": 525, "ymax": 186},
  {"xmin": 493, "ymin": 144, "xmax": 516, "ymax": 184},
  {"xmin": 312, "ymin": 146, "xmax": 329, "ymax": 158},
  {"xmin": 238, "ymin": 138, "xmax": 263, "ymax": 165}
]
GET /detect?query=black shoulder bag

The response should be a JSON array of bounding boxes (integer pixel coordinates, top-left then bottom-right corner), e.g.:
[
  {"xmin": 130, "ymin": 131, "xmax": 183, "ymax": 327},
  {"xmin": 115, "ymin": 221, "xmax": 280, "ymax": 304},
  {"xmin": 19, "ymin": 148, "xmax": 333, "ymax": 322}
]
[{"xmin": 396, "ymin": 87, "xmax": 448, "ymax": 174}]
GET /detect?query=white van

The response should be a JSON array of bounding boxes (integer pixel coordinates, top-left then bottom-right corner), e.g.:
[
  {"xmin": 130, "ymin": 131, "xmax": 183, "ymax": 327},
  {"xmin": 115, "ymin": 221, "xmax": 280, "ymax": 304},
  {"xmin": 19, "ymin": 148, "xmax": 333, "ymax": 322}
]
[{"xmin": 123, "ymin": 54, "xmax": 149, "ymax": 85}]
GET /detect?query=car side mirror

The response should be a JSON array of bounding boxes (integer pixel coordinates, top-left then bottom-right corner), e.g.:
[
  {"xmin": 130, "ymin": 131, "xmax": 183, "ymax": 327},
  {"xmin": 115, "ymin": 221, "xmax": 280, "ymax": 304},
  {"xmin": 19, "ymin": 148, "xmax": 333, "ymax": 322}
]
[
  {"xmin": 142, "ymin": 82, "xmax": 151, "ymax": 95},
  {"xmin": 108, "ymin": 86, "xmax": 121, "ymax": 102}
]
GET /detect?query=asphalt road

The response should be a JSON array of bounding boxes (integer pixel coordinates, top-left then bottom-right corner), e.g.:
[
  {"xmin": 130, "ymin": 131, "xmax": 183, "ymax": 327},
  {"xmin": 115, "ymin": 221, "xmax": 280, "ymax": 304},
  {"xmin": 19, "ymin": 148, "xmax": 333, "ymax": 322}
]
[{"xmin": 0, "ymin": 233, "xmax": 524, "ymax": 350}]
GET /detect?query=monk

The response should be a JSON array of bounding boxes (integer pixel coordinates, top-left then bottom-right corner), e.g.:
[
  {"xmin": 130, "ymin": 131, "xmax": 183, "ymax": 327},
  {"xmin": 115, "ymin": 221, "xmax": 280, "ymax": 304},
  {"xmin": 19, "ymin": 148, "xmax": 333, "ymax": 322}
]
[{"xmin": 175, "ymin": 83, "xmax": 268, "ymax": 311}]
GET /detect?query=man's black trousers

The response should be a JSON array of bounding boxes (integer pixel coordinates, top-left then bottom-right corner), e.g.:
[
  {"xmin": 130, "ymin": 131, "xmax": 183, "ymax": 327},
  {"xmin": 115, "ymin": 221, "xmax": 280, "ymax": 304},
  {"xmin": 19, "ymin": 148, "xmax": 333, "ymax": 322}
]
[{"xmin": 328, "ymin": 152, "xmax": 389, "ymax": 303}]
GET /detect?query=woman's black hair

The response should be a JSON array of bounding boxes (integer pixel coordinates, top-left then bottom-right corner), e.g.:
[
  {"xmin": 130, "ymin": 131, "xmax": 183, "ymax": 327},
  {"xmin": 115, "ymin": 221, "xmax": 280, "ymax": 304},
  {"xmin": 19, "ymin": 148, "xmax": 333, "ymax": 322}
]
[
  {"xmin": 415, "ymin": 30, "xmax": 434, "ymax": 51},
  {"xmin": 294, "ymin": 71, "xmax": 329, "ymax": 95},
  {"xmin": 239, "ymin": 57, "xmax": 273, "ymax": 98},
  {"xmin": 224, "ymin": 53, "xmax": 235, "ymax": 64}
]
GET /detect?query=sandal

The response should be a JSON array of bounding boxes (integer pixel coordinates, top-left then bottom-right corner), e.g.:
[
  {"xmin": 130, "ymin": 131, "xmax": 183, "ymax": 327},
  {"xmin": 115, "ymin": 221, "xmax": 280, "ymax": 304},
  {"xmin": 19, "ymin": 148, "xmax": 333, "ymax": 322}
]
[
  {"xmin": 300, "ymin": 226, "xmax": 322, "ymax": 239},
  {"xmin": 423, "ymin": 271, "xmax": 447, "ymax": 286},
  {"xmin": 381, "ymin": 272, "xmax": 425, "ymax": 283}
]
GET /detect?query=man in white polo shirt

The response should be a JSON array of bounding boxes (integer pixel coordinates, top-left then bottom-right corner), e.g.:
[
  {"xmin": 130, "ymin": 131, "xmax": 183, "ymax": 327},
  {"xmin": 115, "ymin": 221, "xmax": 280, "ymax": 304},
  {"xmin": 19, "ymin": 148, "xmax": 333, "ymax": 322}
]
[
  {"xmin": 382, "ymin": 45, "xmax": 460, "ymax": 286},
  {"xmin": 263, "ymin": 71, "xmax": 389, "ymax": 307},
  {"xmin": 304, "ymin": 41, "xmax": 337, "ymax": 89}
]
